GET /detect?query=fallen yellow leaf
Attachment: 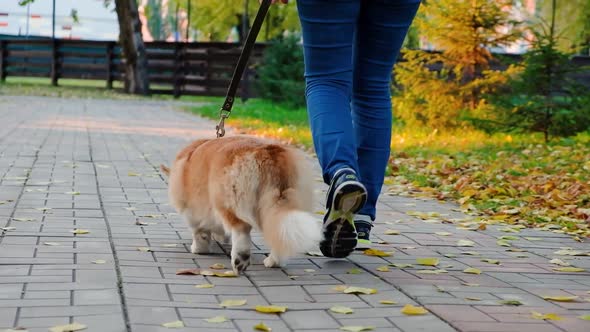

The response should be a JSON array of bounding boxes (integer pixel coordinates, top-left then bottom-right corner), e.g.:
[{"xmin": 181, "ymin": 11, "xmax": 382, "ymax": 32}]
[
  {"xmin": 254, "ymin": 322, "xmax": 272, "ymax": 331},
  {"xmin": 332, "ymin": 285, "xmax": 348, "ymax": 292},
  {"xmin": 554, "ymin": 249, "xmax": 587, "ymax": 256},
  {"xmin": 401, "ymin": 304, "xmax": 428, "ymax": 315},
  {"xmin": 204, "ymin": 316, "xmax": 228, "ymax": 323},
  {"xmin": 457, "ymin": 239, "xmax": 475, "ymax": 247},
  {"xmin": 162, "ymin": 320, "xmax": 184, "ymax": 328},
  {"xmin": 384, "ymin": 229, "xmax": 401, "ymax": 235},
  {"xmin": 531, "ymin": 311, "xmax": 563, "ymax": 321},
  {"xmin": 416, "ymin": 258, "xmax": 439, "ymax": 266},
  {"xmin": 213, "ymin": 270, "xmax": 238, "ymax": 278},
  {"xmin": 255, "ymin": 305, "xmax": 288, "ymax": 313},
  {"xmin": 496, "ymin": 240, "xmax": 511, "ymax": 247},
  {"xmin": 12, "ymin": 217, "xmax": 36, "ymax": 222},
  {"xmin": 137, "ymin": 247, "xmax": 151, "ymax": 252},
  {"xmin": 195, "ymin": 283, "xmax": 215, "ymax": 289},
  {"xmin": 339, "ymin": 326, "xmax": 375, "ymax": 332},
  {"xmin": 209, "ymin": 263, "xmax": 225, "ymax": 270},
  {"xmin": 140, "ymin": 214, "xmax": 162, "ymax": 219},
  {"xmin": 389, "ymin": 263, "xmax": 413, "ymax": 268},
  {"xmin": 376, "ymin": 266, "xmax": 390, "ymax": 272},
  {"xmin": 481, "ymin": 259, "xmax": 500, "ymax": 265},
  {"xmin": 525, "ymin": 237, "xmax": 542, "ymax": 241},
  {"xmin": 435, "ymin": 232, "xmax": 452, "ymax": 236},
  {"xmin": 465, "ymin": 297, "xmax": 482, "ymax": 301},
  {"xmin": 379, "ymin": 300, "xmax": 397, "ymax": 305},
  {"xmin": 49, "ymin": 322, "xmax": 87, "ymax": 332},
  {"xmin": 363, "ymin": 248, "xmax": 392, "ymax": 257},
  {"xmin": 542, "ymin": 295, "xmax": 578, "ymax": 302},
  {"xmin": 553, "ymin": 267, "xmax": 585, "ymax": 272},
  {"xmin": 343, "ymin": 287, "xmax": 377, "ymax": 295},
  {"xmin": 65, "ymin": 191, "xmax": 80, "ymax": 195},
  {"xmin": 219, "ymin": 299, "xmax": 247, "ymax": 307},
  {"xmin": 549, "ymin": 258, "xmax": 570, "ymax": 266},
  {"xmin": 43, "ymin": 242, "xmax": 60, "ymax": 246},
  {"xmin": 579, "ymin": 314, "xmax": 590, "ymax": 321},
  {"xmin": 92, "ymin": 259, "xmax": 106, "ymax": 264},
  {"xmin": 347, "ymin": 268, "xmax": 362, "ymax": 274},
  {"xmin": 330, "ymin": 306, "xmax": 354, "ymax": 314},
  {"xmin": 463, "ymin": 267, "xmax": 482, "ymax": 275},
  {"xmin": 71, "ymin": 229, "xmax": 89, "ymax": 235}
]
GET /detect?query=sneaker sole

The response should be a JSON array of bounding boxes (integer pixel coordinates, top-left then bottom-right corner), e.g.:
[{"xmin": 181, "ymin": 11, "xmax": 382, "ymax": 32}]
[{"xmin": 320, "ymin": 181, "xmax": 367, "ymax": 258}]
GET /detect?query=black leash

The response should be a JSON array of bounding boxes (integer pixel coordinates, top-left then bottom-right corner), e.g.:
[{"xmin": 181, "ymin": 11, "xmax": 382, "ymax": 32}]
[{"xmin": 216, "ymin": 0, "xmax": 272, "ymax": 138}]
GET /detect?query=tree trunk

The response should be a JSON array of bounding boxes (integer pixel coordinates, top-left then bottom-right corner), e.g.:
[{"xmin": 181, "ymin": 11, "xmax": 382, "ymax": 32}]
[{"xmin": 115, "ymin": 0, "xmax": 149, "ymax": 95}]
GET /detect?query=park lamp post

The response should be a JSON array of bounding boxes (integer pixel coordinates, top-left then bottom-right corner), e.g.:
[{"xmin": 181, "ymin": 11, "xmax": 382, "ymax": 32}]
[{"xmin": 52, "ymin": 0, "xmax": 56, "ymax": 39}]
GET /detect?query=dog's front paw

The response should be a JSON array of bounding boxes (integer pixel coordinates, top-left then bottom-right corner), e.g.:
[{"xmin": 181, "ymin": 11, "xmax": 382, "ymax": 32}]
[
  {"xmin": 232, "ymin": 251, "xmax": 251, "ymax": 274},
  {"xmin": 263, "ymin": 255, "xmax": 281, "ymax": 268}
]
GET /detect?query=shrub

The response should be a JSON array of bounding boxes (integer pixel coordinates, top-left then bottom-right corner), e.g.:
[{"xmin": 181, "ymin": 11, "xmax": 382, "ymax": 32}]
[
  {"xmin": 481, "ymin": 2, "xmax": 590, "ymax": 141},
  {"xmin": 392, "ymin": 0, "xmax": 522, "ymax": 131},
  {"xmin": 256, "ymin": 34, "xmax": 306, "ymax": 108}
]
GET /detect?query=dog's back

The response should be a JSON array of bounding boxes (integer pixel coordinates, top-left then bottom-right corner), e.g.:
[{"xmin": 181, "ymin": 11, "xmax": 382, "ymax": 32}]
[{"xmin": 165, "ymin": 136, "xmax": 322, "ymax": 272}]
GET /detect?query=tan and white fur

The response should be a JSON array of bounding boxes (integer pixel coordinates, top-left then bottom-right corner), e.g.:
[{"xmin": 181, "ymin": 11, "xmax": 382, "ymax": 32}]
[{"xmin": 161, "ymin": 136, "xmax": 322, "ymax": 274}]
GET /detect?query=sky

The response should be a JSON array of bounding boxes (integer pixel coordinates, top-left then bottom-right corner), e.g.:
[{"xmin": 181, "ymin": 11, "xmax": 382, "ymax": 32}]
[{"xmin": 0, "ymin": 0, "xmax": 119, "ymax": 40}]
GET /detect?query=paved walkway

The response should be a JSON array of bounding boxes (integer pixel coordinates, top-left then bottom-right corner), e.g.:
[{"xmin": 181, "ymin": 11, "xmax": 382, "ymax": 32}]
[{"xmin": 0, "ymin": 96, "xmax": 588, "ymax": 332}]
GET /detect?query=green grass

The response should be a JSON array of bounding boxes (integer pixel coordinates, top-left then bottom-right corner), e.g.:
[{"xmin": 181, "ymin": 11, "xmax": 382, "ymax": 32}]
[
  {"xmin": 188, "ymin": 98, "xmax": 313, "ymax": 148},
  {"xmin": 0, "ymin": 77, "xmax": 220, "ymax": 103}
]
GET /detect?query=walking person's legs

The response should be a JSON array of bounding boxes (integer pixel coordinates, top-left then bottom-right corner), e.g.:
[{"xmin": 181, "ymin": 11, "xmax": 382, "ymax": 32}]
[
  {"xmin": 351, "ymin": 0, "xmax": 421, "ymax": 247},
  {"xmin": 297, "ymin": 0, "xmax": 421, "ymax": 255},
  {"xmin": 297, "ymin": 0, "xmax": 367, "ymax": 258}
]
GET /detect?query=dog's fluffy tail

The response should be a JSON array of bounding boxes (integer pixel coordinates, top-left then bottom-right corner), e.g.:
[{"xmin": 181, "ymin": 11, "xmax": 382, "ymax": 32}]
[
  {"xmin": 160, "ymin": 164, "xmax": 170, "ymax": 177},
  {"xmin": 261, "ymin": 190, "xmax": 323, "ymax": 257}
]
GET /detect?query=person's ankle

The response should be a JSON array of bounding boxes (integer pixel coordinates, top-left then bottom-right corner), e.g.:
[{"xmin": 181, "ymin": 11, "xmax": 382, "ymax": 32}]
[
  {"xmin": 332, "ymin": 167, "xmax": 357, "ymax": 182},
  {"xmin": 355, "ymin": 214, "xmax": 373, "ymax": 225}
]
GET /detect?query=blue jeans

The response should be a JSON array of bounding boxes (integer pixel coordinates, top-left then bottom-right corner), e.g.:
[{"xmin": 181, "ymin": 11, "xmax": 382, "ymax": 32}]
[{"xmin": 297, "ymin": 0, "xmax": 421, "ymax": 220}]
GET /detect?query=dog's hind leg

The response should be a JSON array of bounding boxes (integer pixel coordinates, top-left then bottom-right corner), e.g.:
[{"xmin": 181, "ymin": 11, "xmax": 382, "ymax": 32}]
[
  {"xmin": 263, "ymin": 251, "xmax": 285, "ymax": 268},
  {"xmin": 218, "ymin": 209, "xmax": 252, "ymax": 274}
]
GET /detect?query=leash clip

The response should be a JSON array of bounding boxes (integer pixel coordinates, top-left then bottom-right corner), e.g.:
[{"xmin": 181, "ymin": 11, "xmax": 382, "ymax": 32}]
[{"xmin": 216, "ymin": 109, "xmax": 231, "ymax": 138}]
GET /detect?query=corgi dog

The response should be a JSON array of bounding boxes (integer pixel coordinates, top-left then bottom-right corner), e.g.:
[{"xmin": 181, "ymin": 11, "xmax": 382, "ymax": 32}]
[{"xmin": 161, "ymin": 136, "xmax": 322, "ymax": 274}]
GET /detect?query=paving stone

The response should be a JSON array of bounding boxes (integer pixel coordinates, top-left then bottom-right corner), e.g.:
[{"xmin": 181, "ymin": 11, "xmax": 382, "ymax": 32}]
[
  {"xmin": 1, "ymin": 96, "xmax": 588, "ymax": 332},
  {"xmin": 427, "ymin": 305, "xmax": 495, "ymax": 322},
  {"xmin": 17, "ymin": 316, "xmax": 70, "ymax": 328},
  {"xmin": 282, "ymin": 310, "xmax": 340, "ymax": 329},
  {"xmin": 0, "ymin": 307, "xmax": 17, "ymax": 328},
  {"xmin": 74, "ymin": 289, "xmax": 120, "ymax": 305},
  {"xmin": 452, "ymin": 321, "xmax": 563, "ymax": 332}
]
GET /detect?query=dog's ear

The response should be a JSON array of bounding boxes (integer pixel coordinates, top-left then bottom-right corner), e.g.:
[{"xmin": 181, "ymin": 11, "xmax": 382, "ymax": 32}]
[{"xmin": 160, "ymin": 164, "xmax": 170, "ymax": 177}]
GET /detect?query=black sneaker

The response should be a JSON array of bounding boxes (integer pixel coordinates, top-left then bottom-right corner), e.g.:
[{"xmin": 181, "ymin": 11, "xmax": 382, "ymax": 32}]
[
  {"xmin": 354, "ymin": 218, "xmax": 373, "ymax": 250},
  {"xmin": 319, "ymin": 168, "xmax": 367, "ymax": 258}
]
